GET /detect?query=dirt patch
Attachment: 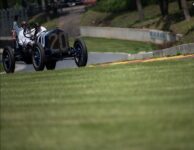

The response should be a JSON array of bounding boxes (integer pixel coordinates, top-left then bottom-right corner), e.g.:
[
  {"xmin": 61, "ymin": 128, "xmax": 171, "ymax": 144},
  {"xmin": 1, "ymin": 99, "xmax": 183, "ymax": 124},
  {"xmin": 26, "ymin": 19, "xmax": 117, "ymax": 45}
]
[{"xmin": 58, "ymin": 6, "xmax": 86, "ymax": 37}]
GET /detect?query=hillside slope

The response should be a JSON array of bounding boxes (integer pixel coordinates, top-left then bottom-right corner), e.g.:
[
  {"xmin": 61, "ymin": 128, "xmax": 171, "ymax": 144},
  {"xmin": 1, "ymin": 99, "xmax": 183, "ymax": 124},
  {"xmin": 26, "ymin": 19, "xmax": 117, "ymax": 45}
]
[{"xmin": 81, "ymin": 1, "xmax": 194, "ymax": 44}]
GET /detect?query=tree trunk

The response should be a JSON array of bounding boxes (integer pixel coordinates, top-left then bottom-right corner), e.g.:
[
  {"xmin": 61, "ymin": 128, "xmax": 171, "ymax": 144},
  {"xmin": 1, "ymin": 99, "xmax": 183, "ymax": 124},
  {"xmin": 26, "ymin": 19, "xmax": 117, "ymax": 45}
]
[
  {"xmin": 41, "ymin": 0, "xmax": 46, "ymax": 10},
  {"xmin": 158, "ymin": 0, "xmax": 169, "ymax": 17},
  {"xmin": 181, "ymin": 0, "xmax": 191, "ymax": 21},
  {"xmin": 163, "ymin": 0, "xmax": 169, "ymax": 16},
  {"xmin": 177, "ymin": 0, "xmax": 182, "ymax": 10},
  {"xmin": 37, "ymin": 0, "xmax": 42, "ymax": 10},
  {"xmin": 136, "ymin": 0, "xmax": 144, "ymax": 21},
  {"xmin": 2, "ymin": 0, "xmax": 8, "ymax": 9}
]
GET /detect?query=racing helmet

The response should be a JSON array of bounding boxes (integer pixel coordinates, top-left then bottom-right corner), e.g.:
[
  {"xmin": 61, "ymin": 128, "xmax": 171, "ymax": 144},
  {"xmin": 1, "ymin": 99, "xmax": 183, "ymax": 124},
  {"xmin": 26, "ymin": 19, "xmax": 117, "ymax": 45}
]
[{"xmin": 21, "ymin": 21, "xmax": 27, "ymax": 28}]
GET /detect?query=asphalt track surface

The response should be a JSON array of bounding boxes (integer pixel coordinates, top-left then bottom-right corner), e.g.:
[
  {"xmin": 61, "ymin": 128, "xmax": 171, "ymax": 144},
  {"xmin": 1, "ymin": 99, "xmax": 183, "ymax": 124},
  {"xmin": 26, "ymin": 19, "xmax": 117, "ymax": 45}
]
[{"xmin": 14, "ymin": 52, "xmax": 129, "ymax": 72}]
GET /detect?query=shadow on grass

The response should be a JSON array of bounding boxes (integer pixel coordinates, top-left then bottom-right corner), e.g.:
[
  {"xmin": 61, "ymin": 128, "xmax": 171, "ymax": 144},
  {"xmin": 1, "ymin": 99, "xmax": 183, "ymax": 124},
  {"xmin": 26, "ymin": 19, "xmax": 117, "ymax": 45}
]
[{"xmin": 162, "ymin": 12, "xmax": 184, "ymax": 31}]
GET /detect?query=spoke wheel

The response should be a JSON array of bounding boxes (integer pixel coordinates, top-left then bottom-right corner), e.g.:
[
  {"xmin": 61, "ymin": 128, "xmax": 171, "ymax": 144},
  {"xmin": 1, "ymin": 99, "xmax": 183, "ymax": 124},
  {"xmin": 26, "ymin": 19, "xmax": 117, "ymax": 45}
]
[
  {"xmin": 74, "ymin": 38, "xmax": 88, "ymax": 67},
  {"xmin": 2, "ymin": 47, "xmax": 15, "ymax": 73},
  {"xmin": 32, "ymin": 43, "xmax": 45, "ymax": 71}
]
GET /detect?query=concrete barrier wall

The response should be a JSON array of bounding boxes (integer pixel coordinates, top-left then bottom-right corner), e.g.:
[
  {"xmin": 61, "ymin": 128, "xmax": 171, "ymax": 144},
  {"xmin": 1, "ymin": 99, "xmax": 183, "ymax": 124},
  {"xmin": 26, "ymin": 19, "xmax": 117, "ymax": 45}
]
[
  {"xmin": 128, "ymin": 43, "xmax": 194, "ymax": 60},
  {"xmin": 80, "ymin": 26, "xmax": 181, "ymax": 44},
  {"xmin": 153, "ymin": 43, "xmax": 194, "ymax": 57}
]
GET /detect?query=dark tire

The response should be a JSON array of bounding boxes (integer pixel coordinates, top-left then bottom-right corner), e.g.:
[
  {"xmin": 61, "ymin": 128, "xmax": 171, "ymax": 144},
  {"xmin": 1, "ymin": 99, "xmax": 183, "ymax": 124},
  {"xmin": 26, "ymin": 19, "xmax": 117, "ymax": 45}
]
[
  {"xmin": 32, "ymin": 43, "xmax": 45, "ymax": 71},
  {"xmin": 46, "ymin": 60, "xmax": 56, "ymax": 70},
  {"xmin": 2, "ymin": 47, "xmax": 15, "ymax": 73},
  {"xmin": 74, "ymin": 38, "xmax": 88, "ymax": 67},
  {"xmin": 23, "ymin": 56, "xmax": 32, "ymax": 64},
  {"xmin": 23, "ymin": 45, "xmax": 33, "ymax": 64}
]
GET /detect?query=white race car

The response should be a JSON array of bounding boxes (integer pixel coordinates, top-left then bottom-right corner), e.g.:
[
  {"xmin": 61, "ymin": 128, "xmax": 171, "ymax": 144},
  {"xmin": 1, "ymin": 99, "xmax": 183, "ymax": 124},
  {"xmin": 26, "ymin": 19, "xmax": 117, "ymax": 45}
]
[{"xmin": 2, "ymin": 23, "xmax": 88, "ymax": 73}]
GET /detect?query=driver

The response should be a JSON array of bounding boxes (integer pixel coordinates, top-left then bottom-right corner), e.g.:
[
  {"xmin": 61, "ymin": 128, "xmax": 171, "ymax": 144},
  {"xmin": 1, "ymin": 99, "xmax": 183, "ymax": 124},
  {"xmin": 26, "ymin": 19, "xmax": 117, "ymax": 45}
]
[
  {"xmin": 33, "ymin": 22, "xmax": 47, "ymax": 37},
  {"xmin": 13, "ymin": 16, "xmax": 34, "ymax": 47},
  {"xmin": 13, "ymin": 16, "xmax": 46, "ymax": 46}
]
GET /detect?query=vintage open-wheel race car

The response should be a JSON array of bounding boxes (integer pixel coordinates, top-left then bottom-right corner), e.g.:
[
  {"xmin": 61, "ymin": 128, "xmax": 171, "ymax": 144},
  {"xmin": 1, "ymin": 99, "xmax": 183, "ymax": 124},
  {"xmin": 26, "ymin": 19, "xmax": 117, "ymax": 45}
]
[{"xmin": 2, "ymin": 25, "xmax": 88, "ymax": 73}]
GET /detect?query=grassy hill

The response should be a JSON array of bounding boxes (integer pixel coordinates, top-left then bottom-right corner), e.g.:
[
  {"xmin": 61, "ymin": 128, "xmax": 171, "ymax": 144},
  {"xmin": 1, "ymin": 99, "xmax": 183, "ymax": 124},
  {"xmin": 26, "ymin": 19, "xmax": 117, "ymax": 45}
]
[
  {"xmin": 83, "ymin": 37, "xmax": 158, "ymax": 53},
  {"xmin": 1, "ymin": 58, "xmax": 194, "ymax": 150},
  {"xmin": 81, "ymin": 1, "xmax": 194, "ymax": 45}
]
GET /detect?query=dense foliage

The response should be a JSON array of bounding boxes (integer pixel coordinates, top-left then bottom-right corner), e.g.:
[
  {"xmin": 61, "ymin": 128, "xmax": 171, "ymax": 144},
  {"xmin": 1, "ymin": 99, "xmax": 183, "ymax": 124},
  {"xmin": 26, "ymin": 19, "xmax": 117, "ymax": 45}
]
[
  {"xmin": 0, "ymin": 0, "xmax": 37, "ymax": 9},
  {"xmin": 95, "ymin": 0, "xmax": 158, "ymax": 12},
  {"xmin": 95, "ymin": 0, "xmax": 185, "ymax": 13},
  {"xmin": 95, "ymin": 0, "xmax": 131, "ymax": 12}
]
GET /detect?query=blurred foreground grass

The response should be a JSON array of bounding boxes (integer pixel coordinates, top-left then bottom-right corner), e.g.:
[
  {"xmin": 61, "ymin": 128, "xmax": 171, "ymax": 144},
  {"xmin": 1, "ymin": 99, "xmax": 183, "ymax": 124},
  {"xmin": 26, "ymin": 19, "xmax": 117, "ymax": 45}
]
[{"xmin": 1, "ymin": 58, "xmax": 194, "ymax": 150}]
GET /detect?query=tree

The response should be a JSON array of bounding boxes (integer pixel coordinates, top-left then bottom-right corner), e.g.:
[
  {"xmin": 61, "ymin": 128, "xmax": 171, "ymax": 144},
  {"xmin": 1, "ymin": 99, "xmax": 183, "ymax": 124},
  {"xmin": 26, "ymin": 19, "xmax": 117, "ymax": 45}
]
[
  {"xmin": 158, "ymin": 0, "xmax": 169, "ymax": 17},
  {"xmin": 2, "ymin": 0, "xmax": 8, "ymax": 9},
  {"xmin": 22, "ymin": 0, "xmax": 28, "ymax": 8},
  {"xmin": 136, "ymin": 0, "xmax": 144, "ymax": 21},
  {"xmin": 180, "ymin": 0, "xmax": 191, "ymax": 21},
  {"xmin": 177, "ymin": 0, "xmax": 182, "ymax": 10}
]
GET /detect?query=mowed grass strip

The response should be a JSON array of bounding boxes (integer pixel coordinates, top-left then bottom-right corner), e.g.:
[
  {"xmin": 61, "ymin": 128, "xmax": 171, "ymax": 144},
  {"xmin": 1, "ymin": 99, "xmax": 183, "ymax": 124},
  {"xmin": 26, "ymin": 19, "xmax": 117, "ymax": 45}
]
[
  {"xmin": 83, "ymin": 37, "xmax": 158, "ymax": 54},
  {"xmin": 1, "ymin": 58, "xmax": 194, "ymax": 150}
]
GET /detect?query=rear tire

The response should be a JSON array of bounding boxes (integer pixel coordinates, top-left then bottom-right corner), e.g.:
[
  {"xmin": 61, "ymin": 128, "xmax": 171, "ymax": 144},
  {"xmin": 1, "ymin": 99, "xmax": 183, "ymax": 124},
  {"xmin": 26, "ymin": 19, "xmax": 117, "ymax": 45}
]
[
  {"xmin": 23, "ymin": 45, "xmax": 33, "ymax": 64},
  {"xmin": 2, "ymin": 47, "xmax": 15, "ymax": 73},
  {"xmin": 74, "ymin": 38, "xmax": 88, "ymax": 67},
  {"xmin": 23, "ymin": 56, "xmax": 32, "ymax": 64},
  {"xmin": 32, "ymin": 43, "xmax": 45, "ymax": 71},
  {"xmin": 46, "ymin": 60, "xmax": 56, "ymax": 70}
]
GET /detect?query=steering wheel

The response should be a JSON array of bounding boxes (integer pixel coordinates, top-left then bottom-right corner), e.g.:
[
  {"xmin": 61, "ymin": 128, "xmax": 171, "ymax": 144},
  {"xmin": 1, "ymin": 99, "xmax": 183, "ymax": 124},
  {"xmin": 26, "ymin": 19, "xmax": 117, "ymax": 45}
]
[{"xmin": 23, "ymin": 26, "xmax": 36, "ymax": 40}]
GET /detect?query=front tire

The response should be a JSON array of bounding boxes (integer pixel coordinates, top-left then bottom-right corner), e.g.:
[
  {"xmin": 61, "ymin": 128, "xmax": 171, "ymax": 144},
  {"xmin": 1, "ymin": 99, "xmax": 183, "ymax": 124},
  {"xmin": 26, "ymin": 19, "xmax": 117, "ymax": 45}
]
[
  {"xmin": 23, "ymin": 45, "xmax": 33, "ymax": 64},
  {"xmin": 24, "ymin": 57, "xmax": 32, "ymax": 64},
  {"xmin": 2, "ymin": 47, "xmax": 15, "ymax": 73},
  {"xmin": 46, "ymin": 60, "xmax": 56, "ymax": 70},
  {"xmin": 32, "ymin": 43, "xmax": 45, "ymax": 71},
  {"xmin": 74, "ymin": 38, "xmax": 88, "ymax": 67}
]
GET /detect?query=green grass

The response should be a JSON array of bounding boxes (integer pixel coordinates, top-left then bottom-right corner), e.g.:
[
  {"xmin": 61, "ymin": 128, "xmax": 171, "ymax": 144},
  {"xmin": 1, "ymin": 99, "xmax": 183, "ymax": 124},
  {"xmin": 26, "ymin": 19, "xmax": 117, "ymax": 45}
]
[
  {"xmin": 83, "ymin": 37, "xmax": 158, "ymax": 53},
  {"xmin": 170, "ymin": 17, "xmax": 194, "ymax": 35},
  {"xmin": 81, "ymin": 10, "xmax": 111, "ymax": 27},
  {"xmin": 42, "ymin": 18, "xmax": 58, "ymax": 30},
  {"xmin": 1, "ymin": 58, "xmax": 194, "ymax": 150},
  {"xmin": 29, "ymin": 13, "xmax": 57, "ymax": 30},
  {"xmin": 170, "ymin": 17, "xmax": 194, "ymax": 45},
  {"xmin": 81, "ymin": 2, "xmax": 183, "ymax": 28}
]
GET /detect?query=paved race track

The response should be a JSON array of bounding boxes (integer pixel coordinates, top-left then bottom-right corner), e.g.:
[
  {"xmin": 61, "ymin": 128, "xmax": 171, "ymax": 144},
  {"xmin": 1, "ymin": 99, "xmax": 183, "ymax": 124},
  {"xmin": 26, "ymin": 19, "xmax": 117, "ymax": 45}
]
[{"xmin": 14, "ymin": 52, "xmax": 129, "ymax": 72}]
